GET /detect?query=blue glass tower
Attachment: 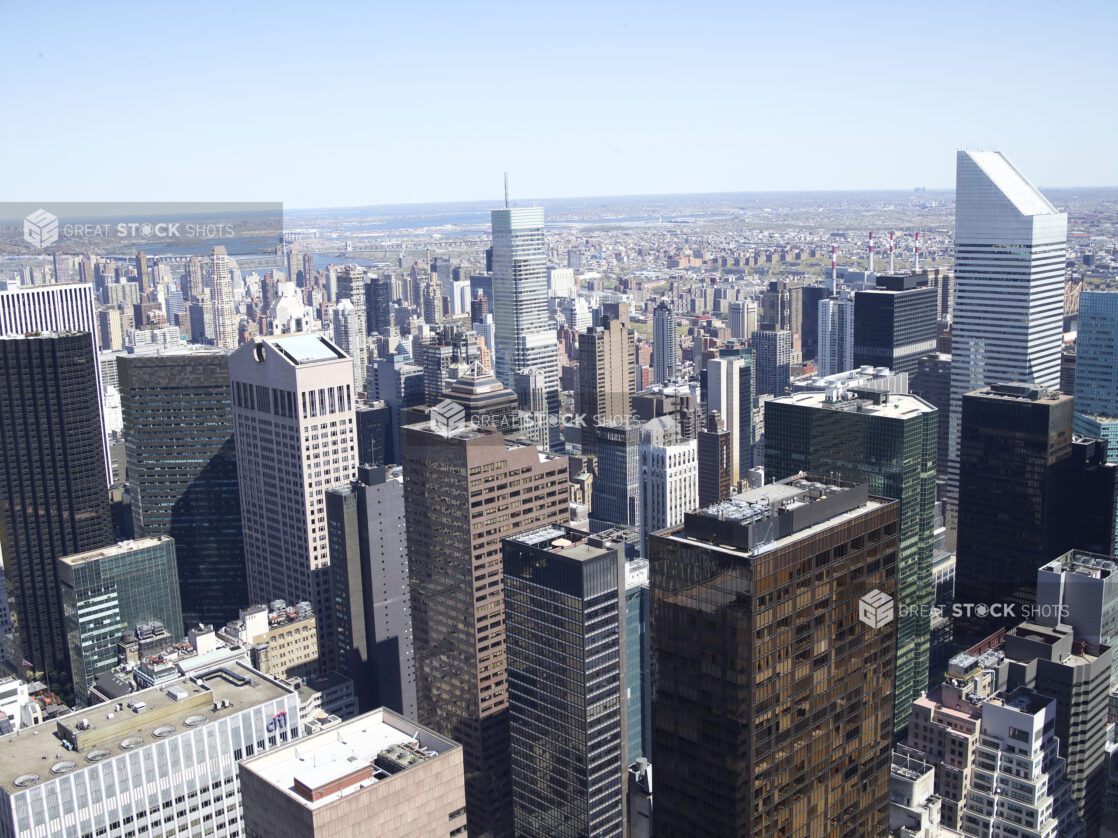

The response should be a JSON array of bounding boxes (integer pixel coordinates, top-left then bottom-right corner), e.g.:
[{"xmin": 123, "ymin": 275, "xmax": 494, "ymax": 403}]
[
  {"xmin": 1074, "ymin": 291, "xmax": 1118, "ymax": 458},
  {"xmin": 625, "ymin": 559, "xmax": 651, "ymax": 763}
]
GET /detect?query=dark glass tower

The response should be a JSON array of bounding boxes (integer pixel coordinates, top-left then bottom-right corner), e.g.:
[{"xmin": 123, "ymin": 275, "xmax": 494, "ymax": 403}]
[
  {"xmin": 852, "ymin": 274, "xmax": 938, "ymax": 375},
  {"xmin": 650, "ymin": 476, "xmax": 899, "ymax": 836},
  {"xmin": 765, "ymin": 388, "xmax": 937, "ymax": 729},
  {"xmin": 0, "ymin": 333, "xmax": 112, "ymax": 695},
  {"xmin": 503, "ymin": 526, "xmax": 626, "ymax": 837},
  {"xmin": 118, "ymin": 351, "xmax": 247, "ymax": 630}
]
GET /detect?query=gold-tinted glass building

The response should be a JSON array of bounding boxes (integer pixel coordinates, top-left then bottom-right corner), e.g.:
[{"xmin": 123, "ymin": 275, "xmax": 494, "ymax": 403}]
[{"xmin": 650, "ymin": 475, "xmax": 899, "ymax": 836}]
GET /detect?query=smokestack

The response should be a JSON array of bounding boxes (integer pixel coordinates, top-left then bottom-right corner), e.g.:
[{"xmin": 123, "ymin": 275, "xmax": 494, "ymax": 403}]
[
  {"xmin": 915, "ymin": 232, "xmax": 920, "ymax": 271},
  {"xmin": 868, "ymin": 232, "xmax": 874, "ymax": 273},
  {"xmin": 829, "ymin": 244, "xmax": 837, "ymax": 293},
  {"xmin": 889, "ymin": 231, "xmax": 895, "ymax": 274}
]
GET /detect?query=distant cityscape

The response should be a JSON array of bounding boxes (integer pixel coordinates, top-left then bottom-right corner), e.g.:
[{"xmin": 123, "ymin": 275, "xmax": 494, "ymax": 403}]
[{"xmin": 0, "ymin": 149, "xmax": 1117, "ymax": 838}]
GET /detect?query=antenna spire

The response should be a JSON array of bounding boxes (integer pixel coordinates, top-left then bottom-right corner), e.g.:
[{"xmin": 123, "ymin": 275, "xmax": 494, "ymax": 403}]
[{"xmin": 504, "ymin": 172, "xmax": 509, "ymax": 209}]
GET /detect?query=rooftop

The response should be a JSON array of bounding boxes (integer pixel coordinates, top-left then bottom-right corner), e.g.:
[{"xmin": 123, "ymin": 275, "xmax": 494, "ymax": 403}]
[
  {"xmin": 58, "ymin": 535, "xmax": 172, "ymax": 568},
  {"xmin": 962, "ymin": 150, "xmax": 1058, "ymax": 217},
  {"xmin": 987, "ymin": 686, "xmax": 1053, "ymax": 717},
  {"xmin": 240, "ymin": 708, "xmax": 458, "ymax": 810},
  {"xmin": 264, "ymin": 334, "xmax": 348, "ymax": 365},
  {"xmin": 0, "ymin": 662, "xmax": 291, "ymax": 794},
  {"xmin": 774, "ymin": 388, "xmax": 935, "ymax": 419}
]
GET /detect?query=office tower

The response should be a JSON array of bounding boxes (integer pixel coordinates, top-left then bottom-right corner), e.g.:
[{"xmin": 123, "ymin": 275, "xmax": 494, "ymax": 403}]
[
  {"xmin": 912, "ymin": 352, "xmax": 952, "ymax": 481},
  {"xmin": 707, "ymin": 357, "xmax": 747, "ymax": 486},
  {"xmin": 229, "ymin": 334, "xmax": 358, "ymax": 675},
  {"xmin": 817, "ymin": 291, "xmax": 855, "ymax": 377},
  {"xmin": 558, "ymin": 295, "xmax": 592, "ymax": 333},
  {"xmin": 210, "ymin": 245, "xmax": 238, "ymax": 349},
  {"xmin": 962, "ymin": 687, "xmax": 1084, "ymax": 837},
  {"xmin": 948, "ymin": 151, "xmax": 1067, "ymax": 514},
  {"xmin": 135, "ymin": 250, "xmax": 150, "ymax": 291},
  {"xmin": 697, "ymin": 411, "xmax": 732, "ymax": 506},
  {"xmin": 631, "ymin": 381, "xmax": 701, "ymax": 441},
  {"xmin": 752, "ymin": 329, "xmax": 792, "ymax": 397},
  {"xmin": 853, "ymin": 274, "xmax": 938, "ymax": 376},
  {"xmin": 367, "ymin": 273, "xmax": 393, "ymax": 335},
  {"xmin": 1074, "ymin": 290, "xmax": 1118, "ymax": 458},
  {"xmin": 652, "ymin": 301, "xmax": 678, "ymax": 384},
  {"xmin": 0, "ymin": 333, "xmax": 112, "ymax": 694},
  {"xmin": 624, "ymin": 559, "xmax": 651, "ymax": 765},
  {"xmin": 332, "ymin": 298, "xmax": 365, "ymax": 394},
  {"xmin": 326, "ymin": 466, "xmax": 417, "ymax": 718},
  {"xmin": 1037, "ymin": 550, "xmax": 1118, "ymax": 691},
  {"xmin": 650, "ymin": 476, "xmax": 899, "ymax": 836},
  {"xmin": 226, "ymin": 601, "xmax": 320, "ymax": 682},
  {"xmin": 547, "ymin": 266, "xmax": 576, "ymax": 297},
  {"xmin": 0, "ymin": 282, "xmax": 111, "ymax": 484},
  {"xmin": 118, "ymin": 351, "xmax": 247, "ymax": 629},
  {"xmin": 57, "ymin": 535, "xmax": 183, "ymax": 703},
  {"xmin": 503, "ymin": 527, "xmax": 626, "ymax": 837},
  {"xmin": 577, "ymin": 315, "xmax": 634, "ymax": 460},
  {"xmin": 766, "ymin": 387, "xmax": 937, "ymax": 729},
  {"xmin": 905, "ymin": 650, "xmax": 1000, "ymax": 832},
  {"xmin": 760, "ymin": 280, "xmax": 803, "ymax": 344},
  {"xmin": 954, "ymin": 384, "xmax": 1117, "ymax": 646},
  {"xmin": 354, "ymin": 401, "xmax": 391, "ymax": 466},
  {"xmin": 0, "ymin": 663, "xmax": 300, "ymax": 838},
  {"xmin": 240, "ymin": 708, "xmax": 466, "ymax": 838},
  {"xmin": 97, "ymin": 306, "xmax": 123, "ymax": 351},
  {"xmin": 512, "ymin": 366, "xmax": 561, "ymax": 451},
  {"xmin": 638, "ymin": 418, "xmax": 698, "ymax": 558},
  {"xmin": 800, "ymin": 283, "xmax": 827, "ymax": 363},
  {"xmin": 727, "ymin": 299, "xmax": 757, "ymax": 341},
  {"xmin": 402, "ymin": 423, "xmax": 569, "ymax": 838},
  {"xmin": 183, "ymin": 255, "xmax": 204, "ymax": 301},
  {"xmin": 369, "ymin": 345, "xmax": 425, "ymax": 462},
  {"xmin": 591, "ymin": 420, "xmax": 642, "ymax": 529},
  {"xmin": 335, "ymin": 264, "xmax": 367, "ymax": 338},
  {"xmin": 470, "ymin": 292, "xmax": 488, "ymax": 325},
  {"xmin": 490, "ymin": 207, "xmax": 558, "ymax": 396},
  {"xmin": 1004, "ymin": 622, "xmax": 1110, "ymax": 835},
  {"xmin": 440, "ymin": 363, "xmax": 520, "ymax": 437}
]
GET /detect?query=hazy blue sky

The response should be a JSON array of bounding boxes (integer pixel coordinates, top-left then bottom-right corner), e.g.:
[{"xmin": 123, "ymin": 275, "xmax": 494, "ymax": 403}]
[{"xmin": 2, "ymin": 0, "xmax": 1115, "ymax": 208}]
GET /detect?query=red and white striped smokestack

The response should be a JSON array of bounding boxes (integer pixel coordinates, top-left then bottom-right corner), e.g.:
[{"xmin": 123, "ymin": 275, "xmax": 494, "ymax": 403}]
[
  {"xmin": 915, "ymin": 232, "xmax": 920, "ymax": 271},
  {"xmin": 889, "ymin": 231, "xmax": 895, "ymax": 274},
  {"xmin": 869, "ymin": 232, "xmax": 874, "ymax": 273}
]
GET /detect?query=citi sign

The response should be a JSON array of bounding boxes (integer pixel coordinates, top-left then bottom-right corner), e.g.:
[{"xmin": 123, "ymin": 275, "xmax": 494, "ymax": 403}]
[{"xmin": 266, "ymin": 710, "xmax": 288, "ymax": 733}]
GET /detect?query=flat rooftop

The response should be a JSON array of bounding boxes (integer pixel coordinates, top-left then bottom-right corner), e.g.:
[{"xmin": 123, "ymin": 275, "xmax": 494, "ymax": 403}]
[
  {"xmin": 0, "ymin": 662, "xmax": 291, "ymax": 793},
  {"xmin": 773, "ymin": 389, "xmax": 935, "ymax": 419},
  {"xmin": 266, "ymin": 334, "xmax": 347, "ymax": 365},
  {"xmin": 58, "ymin": 535, "xmax": 172, "ymax": 567},
  {"xmin": 988, "ymin": 686, "xmax": 1053, "ymax": 717},
  {"xmin": 240, "ymin": 708, "xmax": 458, "ymax": 810}
]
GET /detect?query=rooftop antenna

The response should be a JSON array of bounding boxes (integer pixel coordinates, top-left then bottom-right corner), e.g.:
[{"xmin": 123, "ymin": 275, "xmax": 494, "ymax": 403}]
[{"xmin": 504, "ymin": 172, "xmax": 509, "ymax": 209}]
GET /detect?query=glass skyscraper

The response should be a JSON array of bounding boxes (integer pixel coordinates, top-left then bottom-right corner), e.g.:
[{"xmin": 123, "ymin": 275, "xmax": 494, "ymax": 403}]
[
  {"xmin": 1074, "ymin": 290, "xmax": 1118, "ymax": 458},
  {"xmin": 765, "ymin": 388, "xmax": 937, "ymax": 732},
  {"xmin": 624, "ymin": 559, "xmax": 651, "ymax": 763}
]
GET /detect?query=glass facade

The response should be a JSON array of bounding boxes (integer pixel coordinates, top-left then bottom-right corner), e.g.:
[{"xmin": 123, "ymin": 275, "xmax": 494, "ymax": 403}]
[
  {"xmin": 118, "ymin": 352, "xmax": 247, "ymax": 630},
  {"xmin": 765, "ymin": 393, "xmax": 937, "ymax": 732},
  {"xmin": 58, "ymin": 536, "xmax": 183, "ymax": 703},
  {"xmin": 624, "ymin": 563, "xmax": 651, "ymax": 763},
  {"xmin": 0, "ymin": 333, "xmax": 113, "ymax": 697},
  {"xmin": 649, "ymin": 485, "xmax": 899, "ymax": 836}
]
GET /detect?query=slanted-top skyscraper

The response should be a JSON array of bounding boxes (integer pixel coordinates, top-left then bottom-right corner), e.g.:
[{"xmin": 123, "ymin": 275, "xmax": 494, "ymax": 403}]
[{"xmin": 948, "ymin": 150, "xmax": 1067, "ymax": 512}]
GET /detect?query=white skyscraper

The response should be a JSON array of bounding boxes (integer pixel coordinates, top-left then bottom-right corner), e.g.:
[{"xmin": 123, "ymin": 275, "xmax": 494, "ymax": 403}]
[
  {"xmin": 491, "ymin": 207, "xmax": 558, "ymax": 392},
  {"xmin": 817, "ymin": 291, "xmax": 855, "ymax": 377},
  {"xmin": 0, "ymin": 282, "xmax": 111, "ymax": 485},
  {"xmin": 707, "ymin": 357, "xmax": 744, "ymax": 487},
  {"xmin": 638, "ymin": 417, "xmax": 698, "ymax": 558},
  {"xmin": 653, "ymin": 301, "xmax": 678, "ymax": 384},
  {"xmin": 210, "ymin": 245, "xmax": 239, "ymax": 349},
  {"xmin": 229, "ymin": 334, "xmax": 358, "ymax": 673},
  {"xmin": 335, "ymin": 265, "xmax": 367, "ymax": 340},
  {"xmin": 332, "ymin": 298, "xmax": 365, "ymax": 395},
  {"xmin": 948, "ymin": 151, "xmax": 1067, "ymax": 510}
]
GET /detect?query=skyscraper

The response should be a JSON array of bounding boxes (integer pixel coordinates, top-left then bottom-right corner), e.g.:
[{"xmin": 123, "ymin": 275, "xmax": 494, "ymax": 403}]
[
  {"xmin": 368, "ymin": 273, "xmax": 394, "ymax": 335},
  {"xmin": 1073, "ymin": 290, "xmax": 1118, "ymax": 458},
  {"xmin": 948, "ymin": 151, "xmax": 1067, "ymax": 514},
  {"xmin": 332, "ymin": 298, "xmax": 365, "ymax": 395},
  {"xmin": 638, "ymin": 417, "xmax": 698, "ymax": 558},
  {"xmin": 229, "ymin": 334, "xmax": 358, "ymax": 675},
  {"xmin": 697, "ymin": 410, "xmax": 732, "ymax": 507},
  {"xmin": 727, "ymin": 299, "xmax": 757, "ymax": 342},
  {"xmin": 210, "ymin": 245, "xmax": 238, "ymax": 349},
  {"xmin": 624, "ymin": 559, "xmax": 651, "ymax": 765},
  {"xmin": 490, "ymin": 207, "xmax": 558, "ymax": 390},
  {"xmin": 766, "ymin": 386, "xmax": 937, "ymax": 731},
  {"xmin": 335, "ymin": 264, "xmax": 367, "ymax": 339},
  {"xmin": 402, "ymin": 422, "xmax": 569, "ymax": 838},
  {"xmin": 0, "ymin": 333, "xmax": 113, "ymax": 693},
  {"xmin": 852, "ymin": 274, "xmax": 938, "ymax": 375},
  {"xmin": 652, "ymin": 301, "xmax": 678, "ymax": 384},
  {"xmin": 707, "ymin": 356, "xmax": 753, "ymax": 486},
  {"xmin": 119, "ymin": 351, "xmax": 246, "ymax": 630},
  {"xmin": 817, "ymin": 291, "xmax": 855, "ymax": 377},
  {"xmin": 326, "ymin": 465, "xmax": 416, "ymax": 719},
  {"xmin": 0, "ymin": 282, "xmax": 111, "ymax": 485},
  {"xmin": 503, "ymin": 526, "xmax": 626, "ymax": 837},
  {"xmin": 58, "ymin": 535, "xmax": 183, "ymax": 704},
  {"xmin": 577, "ymin": 315, "xmax": 634, "ymax": 461},
  {"xmin": 752, "ymin": 329, "xmax": 792, "ymax": 398},
  {"xmin": 650, "ymin": 476, "xmax": 899, "ymax": 836},
  {"xmin": 591, "ymin": 420, "xmax": 642, "ymax": 529}
]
